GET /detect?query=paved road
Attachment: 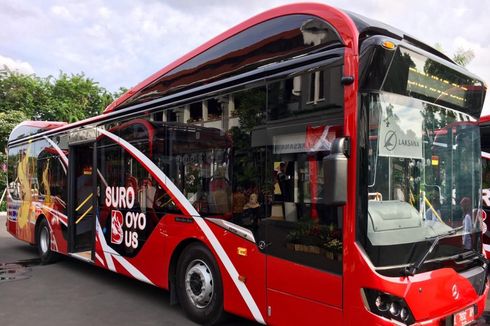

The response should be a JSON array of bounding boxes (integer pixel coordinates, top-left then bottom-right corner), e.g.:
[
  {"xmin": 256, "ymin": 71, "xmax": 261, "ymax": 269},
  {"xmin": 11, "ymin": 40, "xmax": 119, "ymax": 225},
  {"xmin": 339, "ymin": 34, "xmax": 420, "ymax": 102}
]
[
  {"xmin": 0, "ymin": 213, "xmax": 255, "ymax": 326},
  {"xmin": 1, "ymin": 213, "xmax": 489, "ymax": 325}
]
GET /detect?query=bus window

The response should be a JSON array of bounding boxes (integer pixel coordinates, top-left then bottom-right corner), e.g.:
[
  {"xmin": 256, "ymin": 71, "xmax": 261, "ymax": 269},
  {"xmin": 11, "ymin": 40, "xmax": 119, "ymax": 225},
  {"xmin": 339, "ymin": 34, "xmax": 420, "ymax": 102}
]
[
  {"xmin": 268, "ymin": 64, "xmax": 343, "ymax": 121},
  {"xmin": 227, "ymin": 86, "xmax": 267, "ymax": 229},
  {"xmin": 157, "ymin": 121, "xmax": 233, "ymax": 218},
  {"xmin": 122, "ymin": 15, "xmax": 342, "ymax": 109},
  {"xmin": 36, "ymin": 139, "xmax": 68, "ymax": 212},
  {"xmin": 261, "ymin": 62, "xmax": 344, "ymax": 273},
  {"xmin": 365, "ymin": 92, "xmax": 482, "ymax": 267},
  {"xmin": 7, "ymin": 145, "xmax": 22, "ymax": 201}
]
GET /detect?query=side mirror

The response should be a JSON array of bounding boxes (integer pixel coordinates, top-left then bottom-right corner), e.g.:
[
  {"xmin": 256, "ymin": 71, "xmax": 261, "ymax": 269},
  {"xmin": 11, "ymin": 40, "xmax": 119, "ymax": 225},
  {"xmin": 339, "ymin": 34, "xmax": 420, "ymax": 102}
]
[{"xmin": 323, "ymin": 137, "xmax": 349, "ymax": 206}]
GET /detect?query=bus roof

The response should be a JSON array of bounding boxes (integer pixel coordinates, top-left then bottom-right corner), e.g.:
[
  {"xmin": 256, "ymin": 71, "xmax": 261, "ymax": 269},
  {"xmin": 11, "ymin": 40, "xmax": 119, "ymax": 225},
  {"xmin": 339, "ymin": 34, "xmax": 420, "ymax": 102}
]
[
  {"xmin": 8, "ymin": 120, "xmax": 67, "ymax": 143},
  {"xmin": 345, "ymin": 11, "xmax": 454, "ymax": 63},
  {"xmin": 103, "ymin": 2, "xmax": 357, "ymax": 113},
  {"xmin": 103, "ymin": 3, "xmax": 463, "ymax": 114}
]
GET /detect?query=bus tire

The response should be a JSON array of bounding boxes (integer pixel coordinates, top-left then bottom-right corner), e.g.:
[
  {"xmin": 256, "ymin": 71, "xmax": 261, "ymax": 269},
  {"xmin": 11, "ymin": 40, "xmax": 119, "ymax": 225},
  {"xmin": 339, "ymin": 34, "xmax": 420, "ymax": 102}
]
[
  {"xmin": 176, "ymin": 243, "xmax": 224, "ymax": 325},
  {"xmin": 36, "ymin": 219, "xmax": 58, "ymax": 264}
]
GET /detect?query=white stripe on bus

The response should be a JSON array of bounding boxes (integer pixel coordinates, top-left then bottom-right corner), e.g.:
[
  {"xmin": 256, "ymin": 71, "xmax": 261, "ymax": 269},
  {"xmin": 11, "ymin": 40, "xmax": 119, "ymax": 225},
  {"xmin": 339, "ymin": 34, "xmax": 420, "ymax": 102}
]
[
  {"xmin": 95, "ymin": 252, "xmax": 105, "ymax": 266},
  {"xmin": 482, "ymin": 151, "xmax": 490, "ymax": 160},
  {"xmin": 95, "ymin": 219, "xmax": 153, "ymax": 284},
  {"xmin": 112, "ymin": 254, "xmax": 153, "ymax": 284},
  {"xmin": 483, "ymin": 243, "xmax": 490, "ymax": 252},
  {"xmin": 96, "ymin": 127, "xmax": 265, "ymax": 325},
  {"xmin": 41, "ymin": 205, "xmax": 68, "ymax": 226},
  {"xmin": 96, "ymin": 221, "xmax": 116, "ymax": 272},
  {"xmin": 43, "ymin": 136, "xmax": 68, "ymax": 167}
]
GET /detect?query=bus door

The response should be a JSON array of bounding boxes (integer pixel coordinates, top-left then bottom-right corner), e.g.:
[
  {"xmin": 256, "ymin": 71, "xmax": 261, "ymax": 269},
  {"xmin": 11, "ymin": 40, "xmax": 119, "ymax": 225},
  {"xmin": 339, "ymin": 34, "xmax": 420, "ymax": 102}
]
[
  {"xmin": 67, "ymin": 142, "xmax": 96, "ymax": 260},
  {"xmin": 261, "ymin": 125, "xmax": 343, "ymax": 325}
]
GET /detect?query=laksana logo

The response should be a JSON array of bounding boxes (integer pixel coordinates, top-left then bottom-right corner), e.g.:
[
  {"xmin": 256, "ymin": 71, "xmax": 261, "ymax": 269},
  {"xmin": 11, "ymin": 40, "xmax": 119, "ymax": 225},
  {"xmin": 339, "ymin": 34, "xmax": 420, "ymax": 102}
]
[{"xmin": 384, "ymin": 130, "xmax": 397, "ymax": 151}]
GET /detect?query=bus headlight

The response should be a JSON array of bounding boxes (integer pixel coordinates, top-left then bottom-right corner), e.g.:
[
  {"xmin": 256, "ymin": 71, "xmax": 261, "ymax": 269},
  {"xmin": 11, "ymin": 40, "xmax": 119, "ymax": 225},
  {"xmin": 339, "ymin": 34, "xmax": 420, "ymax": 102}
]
[
  {"xmin": 362, "ymin": 288, "xmax": 414, "ymax": 325},
  {"xmin": 389, "ymin": 302, "xmax": 401, "ymax": 316},
  {"xmin": 375, "ymin": 294, "xmax": 389, "ymax": 311},
  {"xmin": 400, "ymin": 307, "xmax": 409, "ymax": 322}
]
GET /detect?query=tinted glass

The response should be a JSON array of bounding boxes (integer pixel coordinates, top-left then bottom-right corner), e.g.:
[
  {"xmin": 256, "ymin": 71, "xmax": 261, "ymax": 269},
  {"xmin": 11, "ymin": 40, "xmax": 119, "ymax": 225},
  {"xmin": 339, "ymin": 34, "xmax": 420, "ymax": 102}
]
[
  {"xmin": 7, "ymin": 135, "xmax": 69, "ymax": 241},
  {"xmin": 37, "ymin": 140, "xmax": 68, "ymax": 215},
  {"xmin": 124, "ymin": 15, "xmax": 341, "ymax": 108},
  {"xmin": 8, "ymin": 122, "xmax": 67, "ymax": 143},
  {"xmin": 383, "ymin": 47, "xmax": 485, "ymax": 117},
  {"xmin": 264, "ymin": 65, "xmax": 344, "ymax": 273},
  {"xmin": 364, "ymin": 92, "xmax": 482, "ymax": 269},
  {"xmin": 97, "ymin": 56, "xmax": 346, "ymax": 271},
  {"xmin": 137, "ymin": 59, "xmax": 345, "ymax": 273},
  {"xmin": 97, "ymin": 118, "xmax": 176, "ymax": 257},
  {"xmin": 12, "ymin": 142, "xmax": 37, "ymax": 240},
  {"xmin": 152, "ymin": 79, "xmax": 345, "ymax": 273},
  {"xmin": 268, "ymin": 62, "xmax": 343, "ymax": 121},
  {"xmin": 7, "ymin": 146, "xmax": 22, "ymax": 201}
]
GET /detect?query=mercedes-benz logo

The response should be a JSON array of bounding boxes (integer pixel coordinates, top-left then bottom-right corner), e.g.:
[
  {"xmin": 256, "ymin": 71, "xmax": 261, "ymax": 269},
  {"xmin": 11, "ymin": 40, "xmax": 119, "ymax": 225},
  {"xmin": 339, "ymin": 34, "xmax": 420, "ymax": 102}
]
[
  {"xmin": 451, "ymin": 284, "xmax": 460, "ymax": 300},
  {"xmin": 384, "ymin": 130, "xmax": 397, "ymax": 151}
]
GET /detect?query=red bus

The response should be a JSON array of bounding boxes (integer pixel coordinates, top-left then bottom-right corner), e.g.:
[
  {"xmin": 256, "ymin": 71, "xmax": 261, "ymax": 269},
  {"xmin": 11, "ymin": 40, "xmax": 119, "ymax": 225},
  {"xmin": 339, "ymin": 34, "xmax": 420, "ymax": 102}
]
[{"xmin": 6, "ymin": 3, "xmax": 489, "ymax": 325}]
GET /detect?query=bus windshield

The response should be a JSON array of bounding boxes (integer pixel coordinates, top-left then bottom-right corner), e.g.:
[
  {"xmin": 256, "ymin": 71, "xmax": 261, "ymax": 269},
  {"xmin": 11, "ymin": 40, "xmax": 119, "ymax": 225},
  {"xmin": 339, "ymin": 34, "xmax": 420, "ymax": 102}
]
[{"xmin": 365, "ymin": 92, "xmax": 482, "ymax": 269}]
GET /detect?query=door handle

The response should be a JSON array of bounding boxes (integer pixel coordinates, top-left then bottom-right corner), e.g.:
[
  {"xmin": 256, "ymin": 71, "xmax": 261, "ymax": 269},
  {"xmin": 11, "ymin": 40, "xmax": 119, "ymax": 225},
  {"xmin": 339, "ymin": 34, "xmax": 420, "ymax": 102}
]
[{"xmin": 258, "ymin": 241, "xmax": 271, "ymax": 250}]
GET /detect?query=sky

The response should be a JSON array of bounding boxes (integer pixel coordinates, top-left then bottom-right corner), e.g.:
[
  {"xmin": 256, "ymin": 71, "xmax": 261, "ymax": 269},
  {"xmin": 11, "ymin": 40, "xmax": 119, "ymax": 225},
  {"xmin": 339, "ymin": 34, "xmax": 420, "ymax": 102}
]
[{"xmin": 1, "ymin": 0, "xmax": 489, "ymax": 114}]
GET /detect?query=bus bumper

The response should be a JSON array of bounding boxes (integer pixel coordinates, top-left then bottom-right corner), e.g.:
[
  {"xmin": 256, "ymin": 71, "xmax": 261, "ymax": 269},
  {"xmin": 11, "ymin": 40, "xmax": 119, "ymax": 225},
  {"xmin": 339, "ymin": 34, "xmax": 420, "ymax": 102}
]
[{"xmin": 359, "ymin": 282, "xmax": 488, "ymax": 325}]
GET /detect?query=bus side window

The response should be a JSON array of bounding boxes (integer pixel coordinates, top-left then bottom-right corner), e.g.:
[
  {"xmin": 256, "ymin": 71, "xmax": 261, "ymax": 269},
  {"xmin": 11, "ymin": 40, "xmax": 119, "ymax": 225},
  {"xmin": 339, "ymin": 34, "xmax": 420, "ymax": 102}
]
[
  {"xmin": 8, "ymin": 146, "xmax": 22, "ymax": 200},
  {"xmin": 259, "ymin": 62, "xmax": 344, "ymax": 274}
]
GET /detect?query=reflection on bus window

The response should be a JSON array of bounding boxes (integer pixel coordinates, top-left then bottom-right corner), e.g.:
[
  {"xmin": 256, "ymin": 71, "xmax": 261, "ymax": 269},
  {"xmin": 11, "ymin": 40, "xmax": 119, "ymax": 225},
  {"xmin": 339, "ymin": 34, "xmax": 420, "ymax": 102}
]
[
  {"xmin": 366, "ymin": 92, "xmax": 482, "ymax": 267},
  {"xmin": 99, "ymin": 62, "xmax": 344, "ymax": 272}
]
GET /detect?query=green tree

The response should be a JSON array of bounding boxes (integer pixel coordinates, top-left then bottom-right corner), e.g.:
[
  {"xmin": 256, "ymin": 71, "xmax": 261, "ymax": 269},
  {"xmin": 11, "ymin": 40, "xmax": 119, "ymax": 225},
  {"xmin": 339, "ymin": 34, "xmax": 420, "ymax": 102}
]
[
  {"xmin": 43, "ymin": 72, "xmax": 114, "ymax": 122},
  {"xmin": 0, "ymin": 70, "xmax": 123, "ymax": 207},
  {"xmin": 0, "ymin": 71, "xmax": 117, "ymax": 123},
  {"xmin": 234, "ymin": 88, "xmax": 266, "ymax": 132},
  {"xmin": 0, "ymin": 73, "xmax": 49, "ymax": 119},
  {"xmin": 0, "ymin": 110, "xmax": 28, "ymax": 150},
  {"xmin": 0, "ymin": 110, "xmax": 29, "ymax": 198}
]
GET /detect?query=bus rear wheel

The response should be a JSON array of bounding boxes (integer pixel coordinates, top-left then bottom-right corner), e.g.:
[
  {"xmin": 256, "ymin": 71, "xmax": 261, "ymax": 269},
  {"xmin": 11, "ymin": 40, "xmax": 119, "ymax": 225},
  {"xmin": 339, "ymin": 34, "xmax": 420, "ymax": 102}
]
[
  {"xmin": 176, "ymin": 243, "xmax": 224, "ymax": 325},
  {"xmin": 36, "ymin": 219, "xmax": 58, "ymax": 264}
]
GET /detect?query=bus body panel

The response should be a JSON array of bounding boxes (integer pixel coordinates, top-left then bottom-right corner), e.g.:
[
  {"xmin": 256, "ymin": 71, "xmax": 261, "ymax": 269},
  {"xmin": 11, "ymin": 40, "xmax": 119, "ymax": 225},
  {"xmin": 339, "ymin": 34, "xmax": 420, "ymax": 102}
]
[
  {"xmin": 338, "ymin": 18, "xmax": 361, "ymax": 326},
  {"xmin": 93, "ymin": 210, "xmax": 203, "ymax": 289},
  {"xmin": 266, "ymin": 288, "xmax": 343, "ymax": 325},
  {"xmin": 40, "ymin": 206, "xmax": 68, "ymax": 254},
  {"xmin": 265, "ymin": 255, "xmax": 342, "ymax": 323},
  {"xmin": 344, "ymin": 243, "xmax": 488, "ymax": 324},
  {"xmin": 205, "ymin": 221, "xmax": 267, "ymax": 322},
  {"xmin": 93, "ymin": 214, "xmax": 171, "ymax": 288}
]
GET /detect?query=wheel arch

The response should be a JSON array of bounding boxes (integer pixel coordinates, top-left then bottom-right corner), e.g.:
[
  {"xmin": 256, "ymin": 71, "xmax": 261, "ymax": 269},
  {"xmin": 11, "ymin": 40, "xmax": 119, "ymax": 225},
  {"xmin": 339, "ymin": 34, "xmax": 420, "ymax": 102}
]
[
  {"xmin": 33, "ymin": 213, "xmax": 47, "ymax": 245},
  {"xmin": 168, "ymin": 237, "xmax": 210, "ymax": 305}
]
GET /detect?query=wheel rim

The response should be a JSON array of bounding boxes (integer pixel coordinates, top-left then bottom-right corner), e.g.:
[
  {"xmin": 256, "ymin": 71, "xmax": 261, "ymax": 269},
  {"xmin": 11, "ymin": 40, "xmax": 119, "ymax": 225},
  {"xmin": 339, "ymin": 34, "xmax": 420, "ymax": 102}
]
[
  {"xmin": 40, "ymin": 226, "xmax": 49, "ymax": 254},
  {"xmin": 184, "ymin": 259, "xmax": 214, "ymax": 308}
]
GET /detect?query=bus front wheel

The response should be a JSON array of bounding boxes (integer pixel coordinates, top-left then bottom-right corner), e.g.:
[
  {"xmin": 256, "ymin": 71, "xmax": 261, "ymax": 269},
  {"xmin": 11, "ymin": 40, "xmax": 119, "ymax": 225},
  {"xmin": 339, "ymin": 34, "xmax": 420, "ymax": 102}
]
[
  {"xmin": 36, "ymin": 219, "xmax": 58, "ymax": 264},
  {"xmin": 176, "ymin": 243, "xmax": 224, "ymax": 325}
]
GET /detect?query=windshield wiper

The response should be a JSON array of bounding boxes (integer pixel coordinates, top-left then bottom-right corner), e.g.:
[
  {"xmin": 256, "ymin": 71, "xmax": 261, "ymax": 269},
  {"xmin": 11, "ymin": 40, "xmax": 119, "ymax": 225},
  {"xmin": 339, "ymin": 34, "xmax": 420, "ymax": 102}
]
[
  {"xmin": 402, "ymin": 226, "xmax": 463, "ymax": 276},
  {"xmin": 430, "ymin": 249, "xmax": 485, "ymax": 265}
]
